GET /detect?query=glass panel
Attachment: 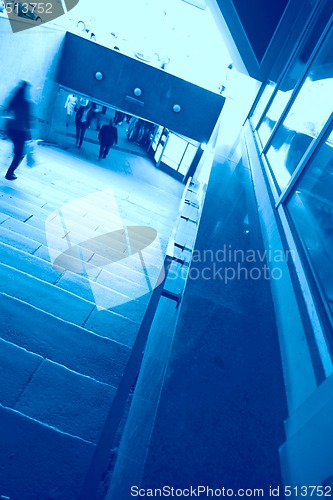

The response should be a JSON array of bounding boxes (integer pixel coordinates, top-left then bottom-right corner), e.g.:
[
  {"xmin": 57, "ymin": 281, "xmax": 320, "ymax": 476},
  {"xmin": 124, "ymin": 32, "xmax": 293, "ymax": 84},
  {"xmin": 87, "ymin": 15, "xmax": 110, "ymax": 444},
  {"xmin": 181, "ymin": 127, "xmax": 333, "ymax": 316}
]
[
  {"xmin": 178, "ymin": 143, "xmax": 197, "ymax": 175},
  {"xmin": 266, "ymin": 26, "xmax": 333, "ymax": 190},
  {"xmin": 161, "ymin": 133, "xmax": 187, "ymax": 171},
  {"xmin": 251, "ymin": 81, "xmax": 276, "ymax": 130},
  {"xmin": 258, "ymin": 13, "xmax": 333, "ymax": 149},
  {"xmin": 287, "ymin": 128, "xmax": 333, "ymax": 322},
  {"xmin": 154, "ymin": 143, "xmax": 164, "ymax": 163},
  {"xmin": 151, "ymin": 125, "xmax": 163, "ymax": 152},
  {"xmin": 257, "ymin": 86, "xmax": 293, "ymax": 147}
]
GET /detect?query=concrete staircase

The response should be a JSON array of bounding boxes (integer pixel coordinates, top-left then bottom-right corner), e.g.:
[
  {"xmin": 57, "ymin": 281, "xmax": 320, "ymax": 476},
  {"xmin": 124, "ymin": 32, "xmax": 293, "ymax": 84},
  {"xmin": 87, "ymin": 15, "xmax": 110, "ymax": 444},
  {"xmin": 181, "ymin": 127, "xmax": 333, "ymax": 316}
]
[{"xmin": 0, "ymin": 144, "xmax": 173, "ymax": 500}]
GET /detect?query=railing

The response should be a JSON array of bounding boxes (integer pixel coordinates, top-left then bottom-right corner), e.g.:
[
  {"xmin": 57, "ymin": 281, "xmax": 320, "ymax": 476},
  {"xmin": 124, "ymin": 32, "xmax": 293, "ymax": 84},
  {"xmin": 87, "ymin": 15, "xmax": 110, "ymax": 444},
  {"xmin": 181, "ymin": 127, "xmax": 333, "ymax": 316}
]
[
  {"xmin": 78, "ymin": 177, "xmax": 207, "ymax": 500},
  {"xmin": 161, "ymin": 177, "xmax": 206, "ymax": 305}
]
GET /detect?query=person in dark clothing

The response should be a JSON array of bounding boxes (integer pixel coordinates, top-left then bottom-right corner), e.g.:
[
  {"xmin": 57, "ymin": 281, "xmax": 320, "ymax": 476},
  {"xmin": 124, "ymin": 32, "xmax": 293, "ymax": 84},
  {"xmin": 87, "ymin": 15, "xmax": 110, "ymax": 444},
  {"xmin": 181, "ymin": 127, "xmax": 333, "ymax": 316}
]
[
  {"xmin": 91, "ymin": 102, "xmax": 102, "ymax": 131},
  {"xmin": 113, "ymin": 110, "xmax": 125, "ymax": 125},
  {"xmin": 98, "ymin": 120, "xmax": 118, "ymax": 160},
  {"xmin": 4, "ymin": 81, "xmax": 33, "ymax": 180},
  {"xmin": 75, "ymin": 100, "xmax": 93, "ymax": 148}
]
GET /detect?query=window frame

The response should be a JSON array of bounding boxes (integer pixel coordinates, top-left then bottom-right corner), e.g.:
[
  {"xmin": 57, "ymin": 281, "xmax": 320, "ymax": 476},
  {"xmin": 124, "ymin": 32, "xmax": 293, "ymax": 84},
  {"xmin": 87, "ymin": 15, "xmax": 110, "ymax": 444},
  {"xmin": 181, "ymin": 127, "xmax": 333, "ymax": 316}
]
[
  {"xmin": 253, "ymin": 10, "xmax": 333, "ymax": 156},
  {"xmin": 249, "ymin": 13, "xmax": 333, "ymax": 374}
]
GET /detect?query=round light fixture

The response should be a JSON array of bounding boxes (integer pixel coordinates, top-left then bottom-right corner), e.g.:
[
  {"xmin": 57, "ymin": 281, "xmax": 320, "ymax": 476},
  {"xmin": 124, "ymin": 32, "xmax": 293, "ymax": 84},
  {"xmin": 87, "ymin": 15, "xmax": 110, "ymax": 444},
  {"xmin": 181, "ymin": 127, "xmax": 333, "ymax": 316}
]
[
  {"xmin": 134, "ymin": 87, "xmax": 142, "ymax": 97},
  {"xmin": 173, "ymin": 104, "xmax": 181, "ymax": 113},
  {"xmin": 95, "ymin": 71, "xmax": 103, "ymax": 81}
]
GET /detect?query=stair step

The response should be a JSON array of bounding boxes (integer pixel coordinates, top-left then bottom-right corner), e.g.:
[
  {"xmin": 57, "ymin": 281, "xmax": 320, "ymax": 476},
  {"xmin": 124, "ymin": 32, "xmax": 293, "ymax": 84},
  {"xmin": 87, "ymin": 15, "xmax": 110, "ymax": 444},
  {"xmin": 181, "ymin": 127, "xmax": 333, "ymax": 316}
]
[
  {"xmin": 0, "ymin": 180, "xmax": 168, "ymax": 250},
  {"xmin": 56, "ymin": 271, "xmax": 148, "ymax": 323},
  {"xmin": 15, "ymin": 358, "xmax": 116, "ymax": 443},
  {"xmin": 0, "ymin": 198, "xmax": 34, "ymax": 223},
  {"xmin": 0, "ymin": 224, "xmax": 41, "ymax": 254},
  {"xmin": 0, "ymin": 263, "xmax": 140, "ymax": 346},
  {"xmin": 0, "ymin": 240, "xmax": 63, "ymax": 284},
  {"xmin": 0, "ymin": 337, "xmax": 115, "ymax": 443},
  {"xmin": 0, "ymin": 404, "xmax": 95, "ymax": 500},
  {"xmin": 0, "ymin": 185, "xmax": 162, "ymax": 238},
  {"xmin": 0, "ymin": 337, "xmax": 43, "ymax": 408},
  {"xmin": 12, "ymin": 163, "xmax": 97, "ymax": 203},
  {"xmin": 0, "ymin": 261, "xmax": 94, "ymax": 324},
  {"xmin": 0, "ymin": 191, "xmax": 58, "ymax": 217},
  {"xmin": 0, "ymin": 212, "xmax": 9, "ymax": 224},
  {"xmin": 0, "ymin": 199, "xmax": 165, "ymax": 269},
  {"xmin": 0, "ymin": 227, "xmax": 148, "ymax": 288},
  {"xmin": 0, "ymin": 293, "xmax": 130, "ymax": 386},
  {"xmin": 0, "ymin": 216, "xmax": 163, "ymax": 302},
  {"xmin": 0, "ymin": 238, "xmax": 153, "ymax": 310},
  {"xmin": 2, "ymin": 215, "xmax": 74, "ymax": 250},
  {"xmin": 1, "ymin": 208, "xmax": 162, "ymax": 270}
]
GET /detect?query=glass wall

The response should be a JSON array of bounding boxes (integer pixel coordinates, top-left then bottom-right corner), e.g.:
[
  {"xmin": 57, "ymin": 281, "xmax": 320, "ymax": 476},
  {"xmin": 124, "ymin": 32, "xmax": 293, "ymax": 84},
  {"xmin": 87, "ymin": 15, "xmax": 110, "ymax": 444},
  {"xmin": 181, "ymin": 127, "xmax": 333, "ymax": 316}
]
[
  {"xmin": 256, "ymin": 2, "xmax": 333, "ymax": 150},
  {"xmin": 151, "ymin": 128, "xmax": 199, "ymax": 178},
  {"xmin": 266, "ymin": 26, "xmax": 333, "ymax": 191},
  {"xmin": 286, "ymin": 128, "xmax": 333, "ymax": 324},
  {"xmin": 250, "ymin": 14, "xmax": 333, "ymax": 345},
  {"xmin": 250, "ymin": 82, "xmax": 276, "ymax": 130}
]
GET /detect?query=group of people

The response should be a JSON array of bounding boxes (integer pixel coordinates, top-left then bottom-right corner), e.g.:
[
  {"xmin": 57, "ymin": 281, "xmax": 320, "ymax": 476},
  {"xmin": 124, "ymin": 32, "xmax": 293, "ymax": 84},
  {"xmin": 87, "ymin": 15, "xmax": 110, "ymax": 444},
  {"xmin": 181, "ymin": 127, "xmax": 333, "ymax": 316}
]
[
  {"xmin": 73, "ymin": 99, "xmax": 118, "ymax": 160},
  {"xmin": 1, "ymin": 82, "xmax": 121, "ymax": 180}
]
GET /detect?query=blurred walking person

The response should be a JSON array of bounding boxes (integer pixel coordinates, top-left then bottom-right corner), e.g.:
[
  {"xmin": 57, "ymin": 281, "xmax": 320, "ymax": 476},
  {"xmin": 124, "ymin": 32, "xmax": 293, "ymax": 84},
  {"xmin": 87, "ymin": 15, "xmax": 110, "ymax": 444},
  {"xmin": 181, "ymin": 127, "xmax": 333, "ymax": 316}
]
[
  {"xmin": 3, "ymin": 80, "xmax": 33, "ymax": 180},
  {"xmin": 91, "ymin": 102, "xmax": 102, "ymax": 131},
  {"xmin": 98, "ymin": 120, "xmax": 118, "ymax": 160}
]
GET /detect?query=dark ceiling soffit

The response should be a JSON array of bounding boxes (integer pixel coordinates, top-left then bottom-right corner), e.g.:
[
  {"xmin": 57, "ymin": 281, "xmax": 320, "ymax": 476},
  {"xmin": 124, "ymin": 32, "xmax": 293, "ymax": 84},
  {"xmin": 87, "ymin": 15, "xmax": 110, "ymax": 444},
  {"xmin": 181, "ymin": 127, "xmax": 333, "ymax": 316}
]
[
  {"xmin": 209, "ymin": 0, "xmax": 311, "ymax": 83},
  {"xmin": 259, "ymin": 0, "xmax": 318, "ymax": 78},
  {"xmin": 207, "ymin": 0, "xmax": 262, "ymax": 81}
]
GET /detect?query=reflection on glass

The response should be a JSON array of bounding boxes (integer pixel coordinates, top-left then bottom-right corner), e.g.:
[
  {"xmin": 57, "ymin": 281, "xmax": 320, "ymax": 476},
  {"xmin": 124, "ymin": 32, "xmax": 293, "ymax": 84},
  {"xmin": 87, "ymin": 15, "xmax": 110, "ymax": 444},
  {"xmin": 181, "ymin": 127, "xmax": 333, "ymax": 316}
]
[
  {"xmin": 287, "ymin": 129, "xmax": 333, "ymax": 322},
  {"xmin": 259, "ymin": 20, "xmax": 333, "ymax": 149},
  {"xmin": 151, "ymin": 125, "xmax": 163, "ymax": 152},
  {"xmin": 159, "ymin": 132, "xmax": 199, "ymax": 175},
  {"xmin": 251, "ymin": 81, "xmax": 276, "ymax": 130},
  {"xmin": 154, "ymin": 143, "xmax": 164, "ymax": 163},
  {"xmin": 162, "ymin": 133, "xmax": 188, "ymax": 170},
  {"xmin": 257, "ymin": 87, "xmax": 293, "ymax": 146},
  {"xmin": 178, "ymin": 143, "xmax": 197, "ymax": 175},
  {"xmin": 266, "ymin": 27, "xmax": 333, "ymax": 190}
]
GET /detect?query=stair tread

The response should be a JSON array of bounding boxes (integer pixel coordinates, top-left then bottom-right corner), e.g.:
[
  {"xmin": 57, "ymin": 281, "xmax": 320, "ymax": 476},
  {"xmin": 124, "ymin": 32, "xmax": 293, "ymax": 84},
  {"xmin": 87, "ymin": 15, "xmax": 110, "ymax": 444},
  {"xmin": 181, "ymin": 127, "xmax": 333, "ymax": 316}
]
[
  {"xmin": 0, "ymin": 337, "xmax": 115, "ymax": 442},
  {"xmin": 0, "ymin": 239, "xmax": 152, "ymax": 310},
  {"xmin": 0, "ymin": 224, "xmax": 41, "ymax": 254},
  {"xmin": 0, "ymin": 208, "xmax": 165, "ymax": 272},
  {"xmin": 0, "ymin": 403, "xmax": 95, "ymax": 500},
  {"xmin": 8, "ymin": 211, "xmax": 164, "ymax": 269},
  {"xmin": 0, "ymin": 261, "xmax": 95, "ymax": 325},
  {"xmin": 0, "ymin": 337, "xmax": 43, "ymax": 408},
  {"xmin": 0, "ymin": 194, "xmax": 168, "ymax": 255},
  {"xmin": 0, "ymin": 227, "xmax": 154, "ymax": 287},
  {"xmin": 0, "ymin": 292, "xmax": 130, "ymax": 386},
  {"xmin": 0, "ymin": 262, "xmax": 141, "ymax": 346},
  {"xmin": 15, "ymin": 358, "xmax": 116, "ymax": 443}
]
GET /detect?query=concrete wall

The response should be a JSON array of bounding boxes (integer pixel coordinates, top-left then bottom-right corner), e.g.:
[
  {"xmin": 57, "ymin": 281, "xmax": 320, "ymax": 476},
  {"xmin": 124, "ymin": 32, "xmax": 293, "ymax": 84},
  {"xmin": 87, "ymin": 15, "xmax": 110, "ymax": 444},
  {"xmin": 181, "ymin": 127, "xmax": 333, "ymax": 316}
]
[
  {"xmin": 56, "ymin": 33, "xmax": 225, "ymax": 143},
  {"xmin": 0, "ymin": 17, "xmax": 66, "ymax": 139}
]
